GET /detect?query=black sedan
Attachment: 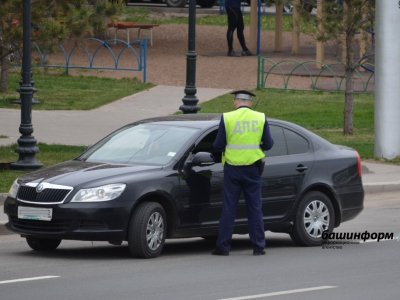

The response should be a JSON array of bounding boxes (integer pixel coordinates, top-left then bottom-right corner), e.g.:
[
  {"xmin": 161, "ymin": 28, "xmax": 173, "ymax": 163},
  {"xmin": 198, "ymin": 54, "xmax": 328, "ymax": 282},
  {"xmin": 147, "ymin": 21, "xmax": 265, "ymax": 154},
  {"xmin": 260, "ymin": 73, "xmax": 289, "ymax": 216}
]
[{"xmin": 4, "ymin": 114, "xmax": 364, "ymax": 258}]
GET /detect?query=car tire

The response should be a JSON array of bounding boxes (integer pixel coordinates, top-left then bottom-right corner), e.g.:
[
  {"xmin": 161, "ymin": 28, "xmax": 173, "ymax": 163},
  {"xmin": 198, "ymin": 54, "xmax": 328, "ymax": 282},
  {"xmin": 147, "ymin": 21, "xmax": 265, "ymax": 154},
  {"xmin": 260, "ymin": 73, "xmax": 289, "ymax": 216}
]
[
  {"xmin": 290, "ymin": 191, "xmax": 335, "ymax": 246},
  {"xmin": 26, "ymin": 237, "xmax": 61, "ymax": 251},
  {"xmin": 128, "ymin": 202, "xmax": 166, "ymax": 258},
  {"xmin": 165, "ymin": 0, "xmax": 186, "ymax": 7},
  {"xmin": 196, "ymin": 0, "xmax": 216, "ymax": 8}
]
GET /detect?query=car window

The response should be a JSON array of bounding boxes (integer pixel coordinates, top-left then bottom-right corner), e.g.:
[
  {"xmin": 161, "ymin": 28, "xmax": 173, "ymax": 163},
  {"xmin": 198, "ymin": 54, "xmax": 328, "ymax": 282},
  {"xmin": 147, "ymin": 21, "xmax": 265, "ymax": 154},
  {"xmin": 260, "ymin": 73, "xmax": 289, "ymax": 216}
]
[
  {"xmin": 265, "ymin": 125, "xmax": 288, "ymax": 157},
  {"xmin": 82, "ymin": 124, "xmax": 199, "ymax": 165},
  {"xmin": 194, "ymin": 125, "xmax": 310, "ymax": 160},
  {"xmin": 193, "ymin": 129, "xmax": 222, "ymax": 163},
  {"xmin": 284, "ymin": 128, "xmax": 310, "ymax": 154},
  {"xmin": 265, "ymin": 125, "xmax": 310, "ymax": 157}
]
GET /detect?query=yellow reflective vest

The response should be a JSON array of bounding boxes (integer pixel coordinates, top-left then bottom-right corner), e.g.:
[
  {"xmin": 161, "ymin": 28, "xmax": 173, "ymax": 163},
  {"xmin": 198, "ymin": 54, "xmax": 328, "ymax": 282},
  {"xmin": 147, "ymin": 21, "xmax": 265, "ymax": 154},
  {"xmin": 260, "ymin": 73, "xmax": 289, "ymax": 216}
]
[{"xmin": 223, "ymin": 108, "xmax": 266, "ymax": 166}]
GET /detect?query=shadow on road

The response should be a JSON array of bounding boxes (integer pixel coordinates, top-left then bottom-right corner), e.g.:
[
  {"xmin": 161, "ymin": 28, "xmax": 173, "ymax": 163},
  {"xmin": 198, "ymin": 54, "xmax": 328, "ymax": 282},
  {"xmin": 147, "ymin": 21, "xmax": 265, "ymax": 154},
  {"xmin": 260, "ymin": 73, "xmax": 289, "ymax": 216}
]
[{"xmin": 7, "ymin": 235, "xmax": 296, "ymax": 260}]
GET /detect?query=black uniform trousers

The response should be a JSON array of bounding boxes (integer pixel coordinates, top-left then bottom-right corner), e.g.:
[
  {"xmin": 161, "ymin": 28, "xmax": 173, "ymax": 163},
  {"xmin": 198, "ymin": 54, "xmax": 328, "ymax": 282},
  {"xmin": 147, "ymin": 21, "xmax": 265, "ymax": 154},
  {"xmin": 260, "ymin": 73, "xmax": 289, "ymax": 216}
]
[
  {"xmin": 226, "ymin": 6, "xmax": 248, "ymax": 52},
  {"xmin": 216, "ymin": 163, "xmax": 265, "ymax": 253}
]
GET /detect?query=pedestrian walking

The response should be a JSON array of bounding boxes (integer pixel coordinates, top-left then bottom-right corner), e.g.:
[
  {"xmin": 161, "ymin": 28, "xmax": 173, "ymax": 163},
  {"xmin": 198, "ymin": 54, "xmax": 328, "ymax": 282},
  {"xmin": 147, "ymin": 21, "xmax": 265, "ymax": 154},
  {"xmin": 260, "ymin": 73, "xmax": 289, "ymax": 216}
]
[
  {"xmin": 212, "ymin": 90, "xmax": 274, "ymax": 256},
  {"xmin": 225, "ymin": 0, "xmax": 253, "ymax": 56}
]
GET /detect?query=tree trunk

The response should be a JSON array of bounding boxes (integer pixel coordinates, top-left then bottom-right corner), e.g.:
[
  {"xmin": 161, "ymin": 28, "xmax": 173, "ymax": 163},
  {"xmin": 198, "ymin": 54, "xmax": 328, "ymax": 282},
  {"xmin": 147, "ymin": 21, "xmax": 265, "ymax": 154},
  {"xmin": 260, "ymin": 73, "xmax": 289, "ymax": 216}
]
[
  {"xmin": 344, "ymin": 66, "xmax": 354, "ymax": 135},
  {"xmin": 343, "ymin": 0, "xmax": 354, "ymax": 135},
  {"xmin": 0, "ymin": 48, "xmax": 10, "ymax": 93}
]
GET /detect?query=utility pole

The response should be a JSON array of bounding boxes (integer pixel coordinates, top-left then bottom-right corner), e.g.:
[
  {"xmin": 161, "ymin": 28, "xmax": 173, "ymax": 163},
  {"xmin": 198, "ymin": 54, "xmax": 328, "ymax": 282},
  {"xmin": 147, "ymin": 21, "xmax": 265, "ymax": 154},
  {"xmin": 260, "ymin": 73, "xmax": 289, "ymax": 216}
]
[{"xmin": 374, "ymin": 0, "xmax": 400, "ymax": 159}]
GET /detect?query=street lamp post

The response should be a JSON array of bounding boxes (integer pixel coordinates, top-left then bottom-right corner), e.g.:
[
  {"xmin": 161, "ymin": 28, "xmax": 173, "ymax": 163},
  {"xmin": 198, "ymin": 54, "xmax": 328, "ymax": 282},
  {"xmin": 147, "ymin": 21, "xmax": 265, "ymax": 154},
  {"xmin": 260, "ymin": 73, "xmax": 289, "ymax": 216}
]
[
  {"xmin": 180, "ymin": 0, "xmax": 200, "ymax": 114},
  {"xmin": 11, "ymin": 0, "xmax": 42, "ymax": 170}
]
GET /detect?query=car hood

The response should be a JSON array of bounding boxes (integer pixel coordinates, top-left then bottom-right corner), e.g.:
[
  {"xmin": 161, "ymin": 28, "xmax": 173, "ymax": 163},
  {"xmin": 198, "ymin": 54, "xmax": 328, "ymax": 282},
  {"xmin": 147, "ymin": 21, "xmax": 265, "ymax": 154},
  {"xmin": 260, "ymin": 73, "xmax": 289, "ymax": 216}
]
[{"xmin": 19, "ymin": 160, "xmax": 162, "ymax": 187}]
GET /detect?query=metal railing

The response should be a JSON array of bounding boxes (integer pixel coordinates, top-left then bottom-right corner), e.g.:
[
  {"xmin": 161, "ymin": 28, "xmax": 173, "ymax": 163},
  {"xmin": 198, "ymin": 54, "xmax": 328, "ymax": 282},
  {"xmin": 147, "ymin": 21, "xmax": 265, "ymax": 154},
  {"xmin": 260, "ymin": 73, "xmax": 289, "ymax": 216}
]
[
  {"xmin": 32, "ymin": 38, "xmax": 147, "ymax": 82},
  {"xmin": 257, "ymin": 56, "xmax": 375, "ymax": 92}
]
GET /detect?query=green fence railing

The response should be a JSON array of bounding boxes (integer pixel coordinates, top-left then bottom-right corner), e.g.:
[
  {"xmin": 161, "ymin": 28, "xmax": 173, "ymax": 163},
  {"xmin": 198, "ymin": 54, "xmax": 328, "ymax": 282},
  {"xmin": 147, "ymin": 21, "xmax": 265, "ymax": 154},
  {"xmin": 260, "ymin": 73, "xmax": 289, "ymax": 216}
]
[{"xmin": 257, "ymin": 56, "xmax": 375, "ymax": 93}]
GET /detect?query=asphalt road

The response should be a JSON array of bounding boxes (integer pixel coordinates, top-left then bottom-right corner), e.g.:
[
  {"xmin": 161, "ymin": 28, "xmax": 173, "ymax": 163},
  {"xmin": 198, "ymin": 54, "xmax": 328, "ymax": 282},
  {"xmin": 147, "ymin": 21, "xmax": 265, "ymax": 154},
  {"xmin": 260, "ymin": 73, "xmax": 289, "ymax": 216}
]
[{"xmin": 1, "ymin": 192, "xmax": 399, "ymax": 300}]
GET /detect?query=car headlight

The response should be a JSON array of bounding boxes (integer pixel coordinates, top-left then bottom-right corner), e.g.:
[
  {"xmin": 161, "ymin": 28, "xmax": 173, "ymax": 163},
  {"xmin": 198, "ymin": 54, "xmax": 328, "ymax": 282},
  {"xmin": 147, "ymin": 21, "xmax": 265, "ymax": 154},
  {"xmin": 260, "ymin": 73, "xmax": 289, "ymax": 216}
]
[
  {"xmin": 8, "ymin": 179, "xmax": 20, "ymax": 198},
  {"xmin": 71, "ymin": 184, "xmax": 126, "ymax": 202}
]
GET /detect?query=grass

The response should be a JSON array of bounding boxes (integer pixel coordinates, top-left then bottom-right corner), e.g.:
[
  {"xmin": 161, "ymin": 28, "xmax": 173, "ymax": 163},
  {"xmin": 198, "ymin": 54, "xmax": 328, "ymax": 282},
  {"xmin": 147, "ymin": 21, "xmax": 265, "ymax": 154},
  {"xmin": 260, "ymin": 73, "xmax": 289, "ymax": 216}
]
[
  {"xmin": 200, "ymin": 89, "xmax": 375, "ymax": 159},
  {"xmin": 0, "ymin": 144, "xmax": 85, "ymax": 193},
  {"xmin": 0, "ymin": 70, "xmax": 153, "ymax": 110},
  {"xmin": 117, "ymin": 7, "xmax": 316, "ymax": 34}
]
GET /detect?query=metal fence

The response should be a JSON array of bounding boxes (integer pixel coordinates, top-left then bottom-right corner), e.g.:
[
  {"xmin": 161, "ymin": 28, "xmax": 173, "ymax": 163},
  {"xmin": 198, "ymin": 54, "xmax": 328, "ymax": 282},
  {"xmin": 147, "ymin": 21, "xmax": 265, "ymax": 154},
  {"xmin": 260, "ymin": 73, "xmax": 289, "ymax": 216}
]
[
  {"xmin": 32, "ymin": 38, "xmax": 147, "ymax": 82},
  {"xmin": 257, "ymin": 56, "xmax": 375, "ymax": 92}
]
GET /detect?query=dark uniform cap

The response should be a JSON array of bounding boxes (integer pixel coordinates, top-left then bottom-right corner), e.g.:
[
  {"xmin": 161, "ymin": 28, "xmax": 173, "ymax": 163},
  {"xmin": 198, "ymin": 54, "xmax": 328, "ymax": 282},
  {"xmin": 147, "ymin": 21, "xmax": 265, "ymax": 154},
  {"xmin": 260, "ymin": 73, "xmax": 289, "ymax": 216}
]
[{"xmin": 231, "ymin": 90, "xmax": 256, "ymax": 101}]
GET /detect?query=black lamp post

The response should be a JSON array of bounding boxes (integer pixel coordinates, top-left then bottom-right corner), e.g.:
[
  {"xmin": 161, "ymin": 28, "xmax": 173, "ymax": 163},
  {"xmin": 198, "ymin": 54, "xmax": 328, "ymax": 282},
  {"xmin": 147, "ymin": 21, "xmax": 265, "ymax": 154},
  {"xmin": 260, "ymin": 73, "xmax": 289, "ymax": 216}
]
[
  {"xmin": 11, "ymin": 0, "xmax": 42, "ymax": 170},
  {"xmin": 180, "ymin": 0, "xmax": 200, "ymax": 114}
]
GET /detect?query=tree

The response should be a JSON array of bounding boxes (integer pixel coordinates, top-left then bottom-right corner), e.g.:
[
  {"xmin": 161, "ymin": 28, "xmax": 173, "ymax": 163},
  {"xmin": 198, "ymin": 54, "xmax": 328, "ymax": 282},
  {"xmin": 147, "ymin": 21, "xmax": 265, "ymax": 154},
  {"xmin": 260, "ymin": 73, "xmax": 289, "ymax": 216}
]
[
  {"xmin": 0, "ymin": 0, "xmax": 123, "ymax": 92},
  {"xmin": 305, "ymin": 0, "xmax": 374, "ymax": 135},
  {"xmin": 0, "ymin": 0, "xmax": 22, "ymax": 92}
]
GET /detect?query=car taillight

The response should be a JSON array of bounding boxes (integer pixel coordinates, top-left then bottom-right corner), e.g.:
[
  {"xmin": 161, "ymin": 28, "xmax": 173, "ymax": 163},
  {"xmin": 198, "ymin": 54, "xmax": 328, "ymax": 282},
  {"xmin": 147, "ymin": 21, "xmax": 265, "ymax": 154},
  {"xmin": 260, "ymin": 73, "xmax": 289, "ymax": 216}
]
[{"xmin": 355, "ymin": 151, "xmax": 362, "ymax": 177}]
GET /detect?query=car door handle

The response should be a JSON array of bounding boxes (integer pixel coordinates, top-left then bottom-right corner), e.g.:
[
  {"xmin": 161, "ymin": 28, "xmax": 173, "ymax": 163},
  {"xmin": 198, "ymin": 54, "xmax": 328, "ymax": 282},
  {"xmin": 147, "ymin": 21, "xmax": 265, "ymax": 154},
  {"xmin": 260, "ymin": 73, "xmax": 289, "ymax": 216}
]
[{"xmin": 296, "ymin": 164, "xmax": 308, "ymax": 172}]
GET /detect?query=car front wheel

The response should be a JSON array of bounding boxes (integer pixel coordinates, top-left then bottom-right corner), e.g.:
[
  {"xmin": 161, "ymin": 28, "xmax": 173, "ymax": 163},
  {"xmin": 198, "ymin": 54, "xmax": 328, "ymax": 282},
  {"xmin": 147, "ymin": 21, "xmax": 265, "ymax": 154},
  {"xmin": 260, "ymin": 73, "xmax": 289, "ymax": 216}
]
[
  {"xmin": 128, "ymin": 202, "xmax": 166, "ymax": 258},
  {"xmin": 291, "ymin": 191, "xmax": 335, "ymax": 246},
  {"xmin": 26, "ymin": 237, "xmax": 61, "ymax": 251}
]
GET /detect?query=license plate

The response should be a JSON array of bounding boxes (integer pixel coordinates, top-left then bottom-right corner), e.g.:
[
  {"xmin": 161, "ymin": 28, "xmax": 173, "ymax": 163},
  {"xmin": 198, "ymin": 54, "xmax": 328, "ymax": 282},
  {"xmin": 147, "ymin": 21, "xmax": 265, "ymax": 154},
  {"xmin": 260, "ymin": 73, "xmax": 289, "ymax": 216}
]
[{"xmin": 18, "ymin": 206, "xmax": 53, "ymax": 221}]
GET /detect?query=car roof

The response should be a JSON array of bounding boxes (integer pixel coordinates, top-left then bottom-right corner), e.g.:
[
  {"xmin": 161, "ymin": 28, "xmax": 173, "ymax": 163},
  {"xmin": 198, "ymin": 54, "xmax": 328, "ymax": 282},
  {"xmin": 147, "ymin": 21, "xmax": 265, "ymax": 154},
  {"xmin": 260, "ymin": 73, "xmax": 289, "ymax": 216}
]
[{"xmin": 133, "ymin": 113, "xmax": 222, "ymax": 129}]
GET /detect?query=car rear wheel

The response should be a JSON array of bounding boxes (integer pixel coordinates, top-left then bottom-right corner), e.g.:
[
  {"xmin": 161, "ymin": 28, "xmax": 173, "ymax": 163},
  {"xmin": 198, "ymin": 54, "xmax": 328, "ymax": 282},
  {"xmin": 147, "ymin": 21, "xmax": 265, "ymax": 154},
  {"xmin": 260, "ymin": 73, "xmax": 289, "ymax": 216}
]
[
  {"xmin": 291, "ymin": 191, "xmax": 335, "ymax": 246},
  {"xmin": 26, "ymin": 237, "xmax": 61, "ymax": 251},
  {"xmin": 128, "ymin": 202, "xmax": 166, "ymax": 258}
]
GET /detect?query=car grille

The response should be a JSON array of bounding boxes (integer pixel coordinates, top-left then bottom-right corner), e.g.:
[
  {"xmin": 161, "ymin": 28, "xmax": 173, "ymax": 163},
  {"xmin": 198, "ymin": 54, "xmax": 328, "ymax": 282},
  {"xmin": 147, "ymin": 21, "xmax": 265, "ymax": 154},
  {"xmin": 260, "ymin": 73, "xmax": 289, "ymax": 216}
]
[
  {"xmin": 9, "ymin": 217, "xmax": 72, "ymax": 233},
  {"xmin": 17, "ymin": 186, "xmax": 71, "ymax": 204}
]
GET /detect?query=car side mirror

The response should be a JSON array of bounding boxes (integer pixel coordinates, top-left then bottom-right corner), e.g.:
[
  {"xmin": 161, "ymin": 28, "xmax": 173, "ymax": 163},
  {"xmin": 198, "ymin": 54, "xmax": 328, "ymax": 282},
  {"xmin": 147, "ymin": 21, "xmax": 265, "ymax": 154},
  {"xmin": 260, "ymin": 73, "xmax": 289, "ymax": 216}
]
[{"xmin": 189, "ymin": 152, "xmax": 215, "ymax": 167}]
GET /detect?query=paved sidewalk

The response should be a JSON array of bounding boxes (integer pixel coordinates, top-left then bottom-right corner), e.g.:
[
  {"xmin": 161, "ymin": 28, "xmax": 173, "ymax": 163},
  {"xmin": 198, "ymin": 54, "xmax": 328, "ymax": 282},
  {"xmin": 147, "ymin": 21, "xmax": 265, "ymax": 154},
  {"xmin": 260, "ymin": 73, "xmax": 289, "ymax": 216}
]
[
  {"xmin": 1, "ymin": 85, "xmax": 400, "ymax": 235},
  {"xmin": 362, "ymin": 161, "xmax": 400, "ymax": 193},
  {"xmin": 0, "ymin": 85, "xmax": 230, "ymax": 146}
]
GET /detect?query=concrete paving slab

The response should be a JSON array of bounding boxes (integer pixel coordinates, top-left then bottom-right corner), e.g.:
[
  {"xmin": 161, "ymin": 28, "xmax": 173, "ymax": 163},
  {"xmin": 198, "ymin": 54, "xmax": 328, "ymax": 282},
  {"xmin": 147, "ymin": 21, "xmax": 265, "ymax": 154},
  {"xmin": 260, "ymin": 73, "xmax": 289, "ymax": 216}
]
[{"xmin": 0, "ymin": 85, "xmax": 230, "ymax": 146}]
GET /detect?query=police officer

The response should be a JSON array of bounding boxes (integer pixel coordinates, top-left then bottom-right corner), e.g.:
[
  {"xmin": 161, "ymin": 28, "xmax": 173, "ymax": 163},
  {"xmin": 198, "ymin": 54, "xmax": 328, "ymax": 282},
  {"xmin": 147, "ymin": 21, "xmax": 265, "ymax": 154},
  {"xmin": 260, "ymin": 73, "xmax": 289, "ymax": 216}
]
[{"xmin": 212, "ymin": 90, "xmax": 274, "ymax": 256}]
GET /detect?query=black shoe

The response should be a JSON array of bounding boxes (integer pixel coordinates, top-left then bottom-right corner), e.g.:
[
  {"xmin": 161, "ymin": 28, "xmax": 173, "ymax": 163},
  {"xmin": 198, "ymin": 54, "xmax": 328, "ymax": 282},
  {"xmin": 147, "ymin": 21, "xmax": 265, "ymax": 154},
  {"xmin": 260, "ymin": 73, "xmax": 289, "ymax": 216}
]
[
  {"xmin": 253, "ymin": 249, "xmax": 265, "ymax": 256},
  {"xmin": 241, "ymin": 50, "xmax": 253, "ymax": 56},
  {"xmin": 212, "ymin": 248, "xmax": 229, "ymax": 256},
  {"xmin": 227, "ymin": 50, "xmax": 236, "ymax": 57}
]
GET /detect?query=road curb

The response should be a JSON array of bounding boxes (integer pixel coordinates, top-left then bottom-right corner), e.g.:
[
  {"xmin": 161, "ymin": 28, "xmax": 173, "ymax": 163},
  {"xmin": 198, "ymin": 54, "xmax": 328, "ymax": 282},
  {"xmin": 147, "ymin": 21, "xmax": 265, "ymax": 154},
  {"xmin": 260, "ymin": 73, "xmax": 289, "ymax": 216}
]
[
  {"xmin": 0, "ymin": 193, "xmax": 11, "ymax": 235},
  {"xmin": 0, "ymin": 193, "xmax": 6, "ymax": 206},
  {"xmin": 0, "ymin": 223, "xmax": 12, "ymax": 235},
  {"xmin": 363, "ymin": 182, "xmax": 400, "ymax": 194}
]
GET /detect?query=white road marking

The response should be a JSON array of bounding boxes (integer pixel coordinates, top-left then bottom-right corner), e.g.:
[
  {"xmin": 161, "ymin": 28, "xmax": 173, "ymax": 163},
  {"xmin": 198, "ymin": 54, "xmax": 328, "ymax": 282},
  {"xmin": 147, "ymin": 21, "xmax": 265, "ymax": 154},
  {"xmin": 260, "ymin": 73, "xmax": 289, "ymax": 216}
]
[
  {"xmin": 0, "ymin": 276, "xmax": 60, "ymax": 285},
  {"xmin": 361, "ymin": 238, "xmax": 399, "ymax": 243},
  {"xmin": 219, "ymin": 286, "xmax": 337, "ymax": 300}
]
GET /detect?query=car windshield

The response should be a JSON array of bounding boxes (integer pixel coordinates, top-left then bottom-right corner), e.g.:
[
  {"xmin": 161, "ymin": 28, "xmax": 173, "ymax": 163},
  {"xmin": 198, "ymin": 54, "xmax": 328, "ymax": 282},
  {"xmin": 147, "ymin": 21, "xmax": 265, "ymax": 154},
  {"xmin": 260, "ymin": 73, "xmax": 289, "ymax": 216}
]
[{"xmin": 81, "ymin": 124, "xmax": 199, "ymax": 165}]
